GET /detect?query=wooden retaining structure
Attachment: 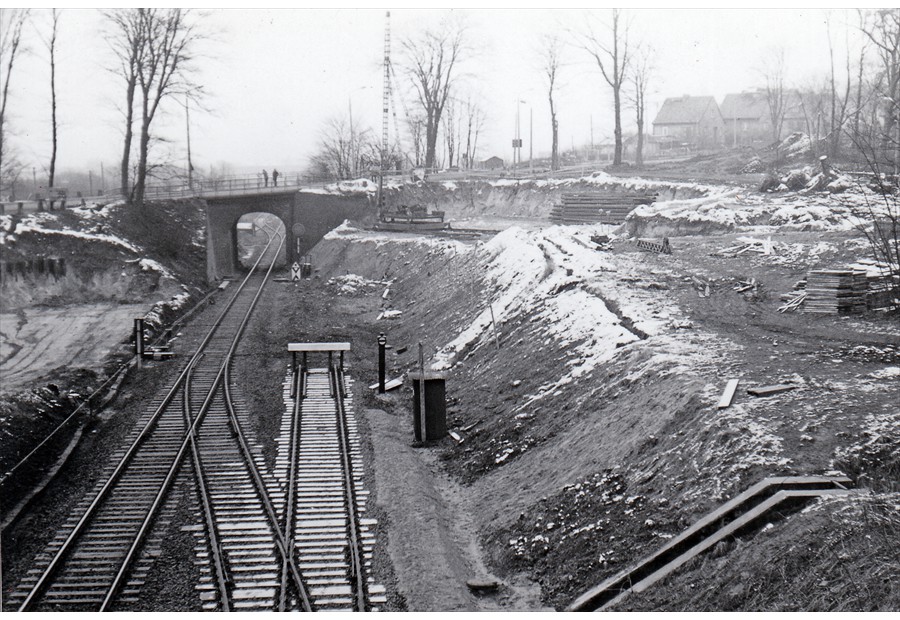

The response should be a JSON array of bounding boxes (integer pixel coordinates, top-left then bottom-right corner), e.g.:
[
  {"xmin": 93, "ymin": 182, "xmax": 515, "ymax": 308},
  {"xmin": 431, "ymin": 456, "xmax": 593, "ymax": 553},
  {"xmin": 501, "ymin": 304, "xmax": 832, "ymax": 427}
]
[
  {"xmin": 567, "ymin": 475, "xmax": 853, "ymax": 612},
  {"xmin": 549, "ymin": 193, "xmax": 656, "ymax": 225}
]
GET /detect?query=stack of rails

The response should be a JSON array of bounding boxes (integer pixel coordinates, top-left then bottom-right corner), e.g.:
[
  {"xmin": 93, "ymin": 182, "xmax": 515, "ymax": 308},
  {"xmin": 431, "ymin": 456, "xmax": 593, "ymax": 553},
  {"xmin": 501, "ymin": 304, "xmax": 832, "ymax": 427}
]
[
  {"xmin": 549, "ymin": 193, "xmax": 655, "ymax": 225},
  {"xmin": 804, "ymin": 269, "xmax": 868, "ymax": 314}
]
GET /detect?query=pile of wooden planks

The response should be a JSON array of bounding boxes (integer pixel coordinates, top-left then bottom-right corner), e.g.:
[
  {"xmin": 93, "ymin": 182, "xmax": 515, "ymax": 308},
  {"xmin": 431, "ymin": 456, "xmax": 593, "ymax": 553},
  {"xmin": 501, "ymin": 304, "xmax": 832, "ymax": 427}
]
[
  {"xmin": 549, "ymin": 192, "xmax": 656, "ymax": 225},
  {"xmin": 847, "ymin": 259, "xmax": 898, "ymax": 310},
  {"xmin": 714, "ymin": 236, "xmax": 775, "ymax": 258},
  {"xmin": 804, "ymin": 269, "xmax": 868, "ymax": 314},
  {"xmin": 777, "ymin": 291, "xmax": 806, "ymax": 312}
]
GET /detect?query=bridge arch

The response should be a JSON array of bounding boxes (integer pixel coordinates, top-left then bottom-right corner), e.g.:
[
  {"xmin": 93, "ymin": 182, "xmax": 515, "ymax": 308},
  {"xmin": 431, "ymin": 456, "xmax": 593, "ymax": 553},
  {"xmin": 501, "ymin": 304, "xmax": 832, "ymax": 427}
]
[
  {"xmin": 204, "ymin": 190, "xmax": 373, "ymax": 281},
  {"xmin": 236, "ymin": 212, "xmax": 288, "ymax": 269}
]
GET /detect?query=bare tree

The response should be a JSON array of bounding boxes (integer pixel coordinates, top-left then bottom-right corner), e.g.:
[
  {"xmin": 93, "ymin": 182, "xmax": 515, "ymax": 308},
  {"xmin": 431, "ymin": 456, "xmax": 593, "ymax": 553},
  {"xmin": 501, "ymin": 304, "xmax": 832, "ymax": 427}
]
[
  {"xmin": 44, "ymin": 9, "xmax": 60, "ymax": 196},
  {"xmin": 463, "ymin": 97, "xmax": 485, "ymax": 169},
  {"xmin": 628, "ymin": 44, "xmax": 653, "ymax": 166},
  {"xmin": 578, "ymin": 9, "xmax": 630, "ymax": 165},
  {"xmin": 797, "ymin": 81, "xmax": 829, "ymax": 157},
  {"xmin": 0, "ymin": 8, "xmax": 29, "ymax": 194},
  {"xmin": 852, "ymin": 10, "xmax": 870, "ymax": 142},
  {"xmin": 825, "ymin": 11, "xmax": 853, "ymax": 159},
  {"xmin": 132, "ymin": 9, "xmax": 204, "ymax": 209},
  {"xmin": 400, "ymin": 14, "xmax": 467, "ymax": 170},
  {"xmin": 859, "ymin": 9, "xmax": 900, "ymax": 164},
  {"xmin": 443, "ymin": 97, "xmax": 457, "ymax": 168},
  {"xmin": 842, "ymin": 9, "xmax": 900, "ymax": 308},
  {"xmin": 406, "ymin": 113, "xmax": 425, "ymax": 168},
  {"xmin": 309, "ymin": 114, "xmax": 375, "ymax": 181},
  {"xmin": 104, "ymin": 9, "xmax": 143, "ymax": 199},
  {"xmin": 539, "ymin": 34, "xmax": 563, "ymax": 171},
  {"xmin": 760, "ymin": 47, "xmax": 787, "ymax": 151}
]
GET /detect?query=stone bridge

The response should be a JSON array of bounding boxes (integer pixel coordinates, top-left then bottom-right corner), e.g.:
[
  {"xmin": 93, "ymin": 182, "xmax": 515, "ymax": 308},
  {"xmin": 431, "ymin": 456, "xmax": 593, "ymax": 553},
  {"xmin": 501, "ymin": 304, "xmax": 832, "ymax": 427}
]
[{"xmin": 205, "ymin": 188, "xmax": 373, "ymax": 281}]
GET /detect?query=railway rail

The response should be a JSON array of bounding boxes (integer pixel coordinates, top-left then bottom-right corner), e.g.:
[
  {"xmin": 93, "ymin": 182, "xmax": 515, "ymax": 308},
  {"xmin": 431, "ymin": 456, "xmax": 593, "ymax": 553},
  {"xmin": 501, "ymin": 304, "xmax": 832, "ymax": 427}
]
[
  {"xmin": 7, "ymin": 225, "xmax": 383, "ymax": 611},
  {"xmin": 274, "ymin": 357, "xmax": 384, "ymax": 611},
  {"xmin": 7, "ymin": 231, "xmax": 331, "ymax": 611}
]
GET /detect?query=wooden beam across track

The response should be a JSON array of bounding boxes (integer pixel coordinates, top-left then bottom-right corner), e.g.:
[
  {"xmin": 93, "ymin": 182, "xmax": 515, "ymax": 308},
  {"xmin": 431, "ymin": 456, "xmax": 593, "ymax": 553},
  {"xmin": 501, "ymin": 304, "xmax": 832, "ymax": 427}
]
[{"xmin": 288, "ymin": 342, "xmax": 352, "ymax": 373}]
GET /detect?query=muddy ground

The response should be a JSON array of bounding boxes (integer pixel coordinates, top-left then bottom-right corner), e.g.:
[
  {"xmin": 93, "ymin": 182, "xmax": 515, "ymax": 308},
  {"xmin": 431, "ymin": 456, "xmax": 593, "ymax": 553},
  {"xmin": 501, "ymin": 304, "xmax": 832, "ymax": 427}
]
[{"xmin": 0, "ymin": 303, "xmax": 147, "ymax": 392}]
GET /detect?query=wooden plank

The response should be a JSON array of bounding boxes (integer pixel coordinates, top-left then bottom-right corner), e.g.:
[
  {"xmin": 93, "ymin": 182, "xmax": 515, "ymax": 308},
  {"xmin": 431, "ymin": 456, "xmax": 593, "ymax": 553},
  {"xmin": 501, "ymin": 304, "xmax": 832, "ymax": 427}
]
[
  {"xmin": 746, "ymin": 384, "xmax": 796, "ymax": 397},
  {"xmin": 367, "ymin": 377, "xmax": 403, "ymax": 391},
  {"xmin": 287, "ymin": 342, "xmax": 351, "ymax": 352},
  {"xmin": 716, "ymin": 379, "xmax": 739, "ymax": 409}
]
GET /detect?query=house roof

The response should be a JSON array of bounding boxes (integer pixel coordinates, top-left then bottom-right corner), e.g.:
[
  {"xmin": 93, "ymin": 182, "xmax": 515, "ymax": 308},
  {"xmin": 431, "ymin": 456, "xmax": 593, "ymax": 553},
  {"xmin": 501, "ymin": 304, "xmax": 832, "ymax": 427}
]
[
  {"xmin": 653, "ymin": 95, "xmax": 720, "ymax": 125},
  {"xmin": 721, "ymin": 89, "xmax": 805, "ymax": 121}
]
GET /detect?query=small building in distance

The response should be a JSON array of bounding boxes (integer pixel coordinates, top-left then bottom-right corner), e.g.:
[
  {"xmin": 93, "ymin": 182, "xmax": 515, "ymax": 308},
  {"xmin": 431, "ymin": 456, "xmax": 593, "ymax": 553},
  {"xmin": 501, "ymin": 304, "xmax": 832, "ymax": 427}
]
[
  {"xmin": 652, "ymin": 95, "xmax": 725, "ymax": 150},
  {"xmin": 480, "ymin": 156, "xmax": 505, "ymax": 170},
  {"xmin": 623, "ymin": 133, "xmax": 669, "ymax": 161},
  {"xmin": 720, "ymin": 89, "xmax": 806, "ymax": 146}
]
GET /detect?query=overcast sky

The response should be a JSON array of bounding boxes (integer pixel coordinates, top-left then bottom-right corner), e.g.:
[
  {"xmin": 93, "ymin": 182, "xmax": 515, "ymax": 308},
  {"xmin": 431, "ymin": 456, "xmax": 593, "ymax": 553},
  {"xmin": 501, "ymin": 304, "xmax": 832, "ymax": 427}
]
[{"xmin": 4, "ymin": 6, "xmax": 869, "ymax": 181}]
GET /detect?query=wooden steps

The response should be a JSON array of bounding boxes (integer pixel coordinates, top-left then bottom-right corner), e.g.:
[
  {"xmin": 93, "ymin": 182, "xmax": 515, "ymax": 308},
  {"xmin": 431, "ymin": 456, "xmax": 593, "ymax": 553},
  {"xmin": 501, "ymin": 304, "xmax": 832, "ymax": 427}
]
[
  {"xmin": 549, "ymin": 192, "xmax": 656, "ymax": 225},
  {"xmin": 567, "ymin": 475, "xmax": 853, "ymax": 612}
]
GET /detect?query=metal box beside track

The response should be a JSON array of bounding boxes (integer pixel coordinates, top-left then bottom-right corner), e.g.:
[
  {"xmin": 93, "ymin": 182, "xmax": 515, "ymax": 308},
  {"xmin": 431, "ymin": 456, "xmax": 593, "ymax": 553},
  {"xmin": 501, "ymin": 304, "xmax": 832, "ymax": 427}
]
[{"xmin": 409, "ymin": 371, "xmax": 447, "ymax": 441}]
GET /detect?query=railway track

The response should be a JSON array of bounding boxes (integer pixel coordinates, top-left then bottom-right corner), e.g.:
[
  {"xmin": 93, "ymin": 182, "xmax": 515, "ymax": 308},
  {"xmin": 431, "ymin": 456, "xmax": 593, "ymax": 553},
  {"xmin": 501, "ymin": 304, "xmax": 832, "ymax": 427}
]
[
  {"xmin": 7, "ymin": 227, "xmax": 384, "ymax": 611},
  {"xmin": 273, "ymin": 360, "xmax": 384, "ymax": 611},
  {"xmin": 8, "ymin": 232, "xmax": 331, "ymax": 611}
]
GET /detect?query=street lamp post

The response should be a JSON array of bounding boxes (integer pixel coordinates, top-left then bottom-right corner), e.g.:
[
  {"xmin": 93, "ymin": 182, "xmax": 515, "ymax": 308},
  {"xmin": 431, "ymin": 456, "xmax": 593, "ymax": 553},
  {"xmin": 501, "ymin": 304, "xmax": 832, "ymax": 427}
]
[{"xmin": 529, "ymin": 106, "xmax": 533, "ymax": 175}]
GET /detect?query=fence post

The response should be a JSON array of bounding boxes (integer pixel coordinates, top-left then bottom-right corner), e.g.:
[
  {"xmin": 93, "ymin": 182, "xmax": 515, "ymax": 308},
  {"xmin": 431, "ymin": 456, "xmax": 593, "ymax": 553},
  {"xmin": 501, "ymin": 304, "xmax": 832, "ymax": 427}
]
[{"xmin": 134, "ymin": 318, "xmax": 145, "ymax": 369}]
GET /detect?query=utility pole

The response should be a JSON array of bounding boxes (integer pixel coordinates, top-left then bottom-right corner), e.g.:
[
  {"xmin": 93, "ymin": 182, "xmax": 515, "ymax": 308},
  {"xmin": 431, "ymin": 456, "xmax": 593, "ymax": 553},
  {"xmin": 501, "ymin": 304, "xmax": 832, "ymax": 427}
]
[
  {"xmin": 32, "ymin": 167, "xmax": 37, "ymax": 198},
  {"xmin": 377, "ymin": 11, "xmax": 390, "ymax": 217},
  {"xmin": 515, "ymin": 101, "xmax": 521, "ymax": 176},
  {"xmin": 89, "ymin": 170, "xmax": 93, "ymax": 195},
  {"xmin": 185, "ymin": 96, "xmax": 193, "ymax": 191}
]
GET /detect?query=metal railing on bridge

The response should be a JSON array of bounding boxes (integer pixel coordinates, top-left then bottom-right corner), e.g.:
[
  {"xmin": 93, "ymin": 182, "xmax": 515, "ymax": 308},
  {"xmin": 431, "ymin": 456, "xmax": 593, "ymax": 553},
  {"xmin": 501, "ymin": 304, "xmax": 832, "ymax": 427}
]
[{"xmin": 138, "ymin": 173, "xmax": 331, "ymax": 201}]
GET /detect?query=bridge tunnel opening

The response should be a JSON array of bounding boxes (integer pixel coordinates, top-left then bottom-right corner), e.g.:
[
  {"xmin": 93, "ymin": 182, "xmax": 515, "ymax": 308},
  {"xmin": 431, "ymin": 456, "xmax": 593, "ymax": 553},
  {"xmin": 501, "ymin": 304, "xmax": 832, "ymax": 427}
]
[{"xmin": 235, "ymin": 212, "xmax": 288, "ymax": 270}]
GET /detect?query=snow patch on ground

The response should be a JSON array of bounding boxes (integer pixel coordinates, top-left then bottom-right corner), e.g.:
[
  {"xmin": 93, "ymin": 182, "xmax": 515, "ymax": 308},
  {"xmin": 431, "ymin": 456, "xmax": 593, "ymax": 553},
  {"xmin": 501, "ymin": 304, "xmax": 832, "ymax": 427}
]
[
  {"xmin": 429, "ymin": 224, "xmax": 705, "ymax": 411},
  {"xmin": 869, "ymin": 366, "xmax": 900, "ymax": 380},
  {"xmin": 327, "ymin": 273, "xmax": 388, "ymax": 296},
  {"xmin": 324, "ymin": 220, "xmax": 471, "ymax": 254},
  {"xmin": 487, "ymin": 170, "xmax": 728, "ymax": 197},
  {"xmin": 0, "ymin": 211, "xmax": 141, "ymax": 253}
]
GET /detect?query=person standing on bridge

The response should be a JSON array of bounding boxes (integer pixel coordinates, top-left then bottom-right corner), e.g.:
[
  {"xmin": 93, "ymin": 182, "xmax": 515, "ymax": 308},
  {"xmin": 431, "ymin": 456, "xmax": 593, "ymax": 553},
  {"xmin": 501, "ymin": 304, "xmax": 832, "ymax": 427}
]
[
  {"xmin": 272, "ymin": 169, "xmax": 279, "ymax": 187},
  {"xmin": 262, "ymin": 169, "xmax": 269, "ymax": 187}
]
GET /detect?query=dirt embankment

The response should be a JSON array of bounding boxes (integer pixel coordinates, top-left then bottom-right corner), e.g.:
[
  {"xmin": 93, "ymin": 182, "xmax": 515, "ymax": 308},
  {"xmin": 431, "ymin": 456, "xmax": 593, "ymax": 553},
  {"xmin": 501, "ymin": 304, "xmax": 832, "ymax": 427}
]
[
  {"xmin": 383, "ymin": 177, "xmax": 713, "ymax": 222},
  {"xmin": 310, "ymin": 218, "xmax": 899, "ymax": 611},
  {"xmin": 0, "ymin": 199, "xmax": 209, "ymax": 514}
]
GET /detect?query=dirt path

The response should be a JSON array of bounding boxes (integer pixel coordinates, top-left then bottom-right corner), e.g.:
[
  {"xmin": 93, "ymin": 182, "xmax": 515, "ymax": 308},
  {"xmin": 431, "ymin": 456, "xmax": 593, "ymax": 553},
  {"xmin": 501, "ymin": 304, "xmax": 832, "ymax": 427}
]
[
  {"xmin": 0, "ymin": 302, "xmax": 145, "ymax": 392},
  {"xmin": 364, "ymin": 405, "xmax": 547, "ymax": 611}
]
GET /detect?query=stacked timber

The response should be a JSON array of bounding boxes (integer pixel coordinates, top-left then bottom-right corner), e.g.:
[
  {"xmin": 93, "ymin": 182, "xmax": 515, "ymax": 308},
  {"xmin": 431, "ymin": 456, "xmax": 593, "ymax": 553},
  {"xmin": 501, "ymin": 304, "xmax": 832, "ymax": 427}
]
[
  {"xmin": 804, "ymin": 269, "xmax": 868, "ymax": 314},
  {"xmin": 549, "ymin": 192, "xmax": 655, "ymax": 225}
]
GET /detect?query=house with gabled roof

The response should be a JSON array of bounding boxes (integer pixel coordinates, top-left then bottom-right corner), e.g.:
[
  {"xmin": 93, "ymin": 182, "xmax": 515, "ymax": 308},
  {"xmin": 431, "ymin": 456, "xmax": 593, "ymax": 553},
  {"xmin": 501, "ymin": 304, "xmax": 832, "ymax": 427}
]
[
  {"xmin": 652, "ymin": 95, "xmax": 725, "ymax": 150},
  {"xmin": 720, "ymin": 89, "xmax": 806, "ymax": 146}
]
